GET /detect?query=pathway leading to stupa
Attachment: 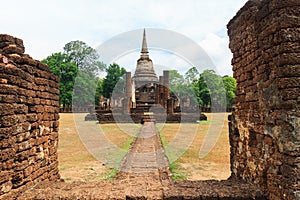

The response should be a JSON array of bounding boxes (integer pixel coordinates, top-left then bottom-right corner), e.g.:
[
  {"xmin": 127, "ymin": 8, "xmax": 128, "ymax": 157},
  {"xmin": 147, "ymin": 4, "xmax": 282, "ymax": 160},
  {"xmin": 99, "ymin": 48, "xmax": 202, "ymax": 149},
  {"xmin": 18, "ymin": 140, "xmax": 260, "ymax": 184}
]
[
  {"xmin": 118, "ymin": 121, "xmax": 170, "ymax": 173},
  {"xmin": 114, "ymin": 121, "xmax": 172, "ymax": 198}
]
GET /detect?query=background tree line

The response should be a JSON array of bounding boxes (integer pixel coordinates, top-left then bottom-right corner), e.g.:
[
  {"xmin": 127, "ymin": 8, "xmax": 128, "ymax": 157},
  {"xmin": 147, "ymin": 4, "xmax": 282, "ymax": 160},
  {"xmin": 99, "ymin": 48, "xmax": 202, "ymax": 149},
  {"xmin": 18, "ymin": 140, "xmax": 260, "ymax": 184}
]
[
  {"xmin": 169, "ymin": 67, "xmax": 236, "ymax": 110},
  {"xmin": 42, "ymin": 40, "xmax": 235, "ymax": 110}
]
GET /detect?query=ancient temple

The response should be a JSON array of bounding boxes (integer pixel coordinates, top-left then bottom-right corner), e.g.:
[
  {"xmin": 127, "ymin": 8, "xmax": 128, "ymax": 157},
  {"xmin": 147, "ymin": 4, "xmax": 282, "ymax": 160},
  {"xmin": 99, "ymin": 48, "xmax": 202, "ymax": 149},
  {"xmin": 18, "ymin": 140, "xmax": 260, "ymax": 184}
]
[
  {"xmin": 128, "ymin": 29, "xmax": 170, "ymax": 113},
  {"xmin": 86, "ymin": 29, "xmax": 205, "ymax": 123}
]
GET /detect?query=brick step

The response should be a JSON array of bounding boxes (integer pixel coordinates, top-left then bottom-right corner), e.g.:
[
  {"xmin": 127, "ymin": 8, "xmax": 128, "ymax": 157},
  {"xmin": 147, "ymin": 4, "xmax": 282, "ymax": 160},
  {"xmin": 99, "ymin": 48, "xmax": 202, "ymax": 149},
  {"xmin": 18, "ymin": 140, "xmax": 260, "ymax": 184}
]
[{"xmin": 17, "ymin": 179, "xmax": 267, "ymax": 200}]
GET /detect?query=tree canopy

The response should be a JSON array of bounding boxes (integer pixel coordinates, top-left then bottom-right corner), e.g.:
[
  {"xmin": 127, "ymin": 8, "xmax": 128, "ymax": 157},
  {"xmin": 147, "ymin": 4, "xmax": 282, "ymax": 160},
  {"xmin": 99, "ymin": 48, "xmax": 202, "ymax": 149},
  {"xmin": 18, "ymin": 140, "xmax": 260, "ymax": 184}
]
[
  {"xmin": 184, "ymin": 66, "xmax": 199, "ymax": 85},
  {"xmin": 222, "ymin": 75, "xmax": 237, "ymax": 108},
  {"xmin": 42, "ymin": 52, "xmax": 78, "ymax": 107},
  {"xmin": 102, "ymin": 63, "xmax": 126, "ymax": 98},
  {"xmin": 63, "ymin": 40, "xmax": 105, "ymax": 78},
  {"xmin": 170, "ymin": 68, "xmax": 236, "ymax": 109},
  {"xmin": 43, "ymin": 40, "xmax": 106, "ymax": 108}
]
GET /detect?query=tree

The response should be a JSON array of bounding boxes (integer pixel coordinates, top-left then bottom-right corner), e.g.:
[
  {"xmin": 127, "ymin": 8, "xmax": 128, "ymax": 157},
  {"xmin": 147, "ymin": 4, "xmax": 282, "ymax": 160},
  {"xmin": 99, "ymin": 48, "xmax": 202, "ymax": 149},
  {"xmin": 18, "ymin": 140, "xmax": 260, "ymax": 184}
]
[
  {"xmin": 195, "ymin": 70, "xmax": 226, "ymax": 107},
  {"xmin": 102, "ymin": 63, "xmax": 126, "ymax": 98},
  {"xmin": 42, "ymin": 53, "xmax": 78, "ymax": 108},
  {"xmin": 43, "ymin": 40, "xmax": 107, "ymax": 108},
  {"xmin": 195, "ymin": 73, "xmax": 210, "ymax": 106},
  {"xmin": 72, "ymin": 70, "xmax": 98, "ymax": 106},
  {"xmin": 184, "ymin": 67, "xmax": 199, "ymax": 85},
  {"xmin": 63, "ymin": 40, "xmax": 105, "ymax": 78},
  {"xmin": 169, "ymin": 70, "xmax": 198, "ymax": 107},
  {"xmin": 194, "ymin": 70, "xmax": 236, "ymax": 110},
  {"xmin": 222, "ymin": 76, "xmax": 236, "ymax": 108},
  {"xmin": 95, "ymin": 78, "xmax": 104, "ymax": 106},
  {"xmin": 169, "ymin": 70, "xmax": 185, "ymax": 97}
]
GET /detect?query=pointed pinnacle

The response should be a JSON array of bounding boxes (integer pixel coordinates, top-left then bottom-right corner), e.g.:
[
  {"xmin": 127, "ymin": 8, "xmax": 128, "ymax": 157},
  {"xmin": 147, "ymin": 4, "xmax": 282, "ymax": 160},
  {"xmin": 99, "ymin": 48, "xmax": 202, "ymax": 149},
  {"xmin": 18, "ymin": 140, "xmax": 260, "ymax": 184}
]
[{"xmin": 141, "ymin": 29, "xmax": 148, "ymax": 54}]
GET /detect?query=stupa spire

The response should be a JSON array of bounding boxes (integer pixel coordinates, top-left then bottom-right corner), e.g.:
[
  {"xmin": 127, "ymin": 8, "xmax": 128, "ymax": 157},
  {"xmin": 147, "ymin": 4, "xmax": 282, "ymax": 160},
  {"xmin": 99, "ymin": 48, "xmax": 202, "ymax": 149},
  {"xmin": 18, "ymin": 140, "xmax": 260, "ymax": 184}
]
[
  {"xmin": 141, "ymin": 29, "xmax": 149, "ymax": 59},
  {"xmin": 141, "ymin": 29, "xmax": 148, "ymax": 53},
  {"xmin": 133, "ymin": 29, "xmax": 158, "ymax": 85}
]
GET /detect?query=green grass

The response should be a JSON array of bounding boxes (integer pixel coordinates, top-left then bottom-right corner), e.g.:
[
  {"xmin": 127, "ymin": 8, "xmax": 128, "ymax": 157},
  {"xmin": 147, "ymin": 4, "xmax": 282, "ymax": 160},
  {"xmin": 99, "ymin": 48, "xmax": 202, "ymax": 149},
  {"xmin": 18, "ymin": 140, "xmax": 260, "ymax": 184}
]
[
  {"xmin": 101, "ymin": 168, "xmax": 119, "ymax": 180},
  {"xmin": 159, "ymin": 128, "xmax": 187, "ymax": 180},
  {"xmin": 100, "ymin": 127, "xmax": 138, "ymax": 180},
  {"xmin": 122, "ymin": 134, "xmax": 136, "ymax": 151},
  {"xmin": 169, "ymin": 162, "xmax": 186, "ymax": 180},
  {"xmin": 159, "ymin": 130, "xmax": 167, "ymax": 147},
  {"xmin": 198, "ymin": 120, "xmax": 214, "ymax": 125}
]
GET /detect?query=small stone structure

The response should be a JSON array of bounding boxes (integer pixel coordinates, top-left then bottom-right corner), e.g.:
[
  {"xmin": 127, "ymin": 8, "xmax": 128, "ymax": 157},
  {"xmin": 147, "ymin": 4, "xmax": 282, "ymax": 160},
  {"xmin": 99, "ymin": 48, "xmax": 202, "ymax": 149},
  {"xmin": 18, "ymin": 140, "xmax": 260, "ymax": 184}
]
[
  {"xmin": 228, "ymin": 0, "xmax": 300, "ymax": 199},
  {"xmin": 0, "ymin": 35, "xmax": 60, "ymax": 199}
]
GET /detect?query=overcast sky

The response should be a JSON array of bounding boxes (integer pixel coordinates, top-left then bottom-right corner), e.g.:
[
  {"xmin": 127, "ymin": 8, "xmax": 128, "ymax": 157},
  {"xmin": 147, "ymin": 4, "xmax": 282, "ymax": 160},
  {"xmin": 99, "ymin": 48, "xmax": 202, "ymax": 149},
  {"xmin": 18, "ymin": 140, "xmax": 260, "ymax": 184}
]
[{"xmin": 1, "ymin": 0, "xmax": 247, "ymax": 76}]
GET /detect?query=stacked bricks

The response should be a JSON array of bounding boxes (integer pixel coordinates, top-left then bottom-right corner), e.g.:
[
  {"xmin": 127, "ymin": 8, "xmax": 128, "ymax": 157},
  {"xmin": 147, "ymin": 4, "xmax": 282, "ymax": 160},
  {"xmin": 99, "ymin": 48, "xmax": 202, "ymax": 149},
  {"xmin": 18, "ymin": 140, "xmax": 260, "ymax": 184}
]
[
  {"xmin": 228, "ymin": 0, "xmax": 300, "ymax": 199},
  {"xmin": 0, "ymin": 34, "xmax": 60, "ymax": 199}
]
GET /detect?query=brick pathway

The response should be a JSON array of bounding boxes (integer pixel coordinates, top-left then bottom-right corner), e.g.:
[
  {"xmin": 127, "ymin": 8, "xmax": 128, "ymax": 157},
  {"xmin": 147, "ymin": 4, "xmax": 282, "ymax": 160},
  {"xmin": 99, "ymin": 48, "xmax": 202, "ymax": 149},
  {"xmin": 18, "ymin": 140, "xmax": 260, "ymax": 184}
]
[
  {"xmin": 118, "ymin": 121, "xmax": 170, "ymax": 174},
  {"xmin": 114, "ymin": 121, "xmax": 172, "ymax": 198}
]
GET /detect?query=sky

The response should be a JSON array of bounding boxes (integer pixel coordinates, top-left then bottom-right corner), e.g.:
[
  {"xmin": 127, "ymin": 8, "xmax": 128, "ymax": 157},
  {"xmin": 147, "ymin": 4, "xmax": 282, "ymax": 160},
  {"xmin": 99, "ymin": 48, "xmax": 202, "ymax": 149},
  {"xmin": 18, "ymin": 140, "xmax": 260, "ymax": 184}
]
[{"xmin": 1, "ymin": 0, "xmax": 248, "ymax": 76}]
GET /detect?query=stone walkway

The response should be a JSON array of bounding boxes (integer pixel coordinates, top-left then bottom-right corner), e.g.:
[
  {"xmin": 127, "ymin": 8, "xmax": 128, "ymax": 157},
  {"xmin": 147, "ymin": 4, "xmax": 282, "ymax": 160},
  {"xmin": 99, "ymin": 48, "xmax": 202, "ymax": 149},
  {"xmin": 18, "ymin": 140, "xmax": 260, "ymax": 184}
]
[
  {"xmin": 114, "ymin": 121, "xmax": 172, "ymax": 198},
  {"xmin": 118, "ymin": 121, "xmax": 170, "ymax": 174}
]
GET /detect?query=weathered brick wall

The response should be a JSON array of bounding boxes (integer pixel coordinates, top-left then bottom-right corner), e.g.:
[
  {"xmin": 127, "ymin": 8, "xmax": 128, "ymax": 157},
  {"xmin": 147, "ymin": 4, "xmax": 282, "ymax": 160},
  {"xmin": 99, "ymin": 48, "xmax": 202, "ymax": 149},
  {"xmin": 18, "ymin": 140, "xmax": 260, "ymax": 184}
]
[
  {"xmin": 0, "ymin": 34, "xmax": 60, "ymax": 199},
  {"xmin": 228, "ymin": 0, "xmax": 300, "ymax": 199}
]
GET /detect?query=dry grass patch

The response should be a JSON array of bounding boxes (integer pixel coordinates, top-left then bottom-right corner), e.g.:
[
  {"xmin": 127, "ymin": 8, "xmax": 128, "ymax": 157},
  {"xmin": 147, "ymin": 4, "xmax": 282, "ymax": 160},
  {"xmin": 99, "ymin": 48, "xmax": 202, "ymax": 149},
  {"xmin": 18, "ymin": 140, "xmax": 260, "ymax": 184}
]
[
  {"xmin": 159, "ymin": 113, "xmax": 231, "ymax": 180},
  {"xmin": 58, "ymin": 113, "xmax": 138, "ymax": 182}
]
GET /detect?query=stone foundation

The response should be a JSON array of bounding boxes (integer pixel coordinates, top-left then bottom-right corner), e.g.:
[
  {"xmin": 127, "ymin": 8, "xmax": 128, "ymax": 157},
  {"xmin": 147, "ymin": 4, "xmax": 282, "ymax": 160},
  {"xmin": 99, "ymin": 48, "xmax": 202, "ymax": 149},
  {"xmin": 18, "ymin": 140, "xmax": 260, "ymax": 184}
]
[
  {"xmin": 227, "ymin": 0, "xmax": 300, "ymax": 199},
  {"xmin": 85, "ymin": 110, "xmax": 207, "ymax": 123},
  {"xmin": 0, "ymin": 34, "xmax": 60, "ymax": 199}
]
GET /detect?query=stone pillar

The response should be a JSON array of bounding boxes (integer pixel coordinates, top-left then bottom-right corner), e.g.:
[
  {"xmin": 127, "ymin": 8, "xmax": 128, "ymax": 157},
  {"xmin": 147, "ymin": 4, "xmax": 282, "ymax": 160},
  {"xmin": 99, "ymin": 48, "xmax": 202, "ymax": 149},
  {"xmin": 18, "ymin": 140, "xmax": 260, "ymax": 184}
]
[
  {"xmin": 122, "ymin": 98, "xmax": 130, "ymax": 114},
  {"xmin": 228, "ymin": 1, "xmax": 300, "ymax": 199},
  {"xmin": 125, "ymin": 72, "xmax": 132, "ymax": 112},
  {"xmin": 126, "ymin": 72, "xmax": 132, "ymax": 98},
  {"xmin": 163, "ymin": 71, "xmax": 170, "ymax": 109},
  {"xmin": 157, "ymin": 76, "xmax": 164, "ymax": 106},
  {"xmin": 167, "ymin": 99, "xmax": 174, "ymax": 115}
]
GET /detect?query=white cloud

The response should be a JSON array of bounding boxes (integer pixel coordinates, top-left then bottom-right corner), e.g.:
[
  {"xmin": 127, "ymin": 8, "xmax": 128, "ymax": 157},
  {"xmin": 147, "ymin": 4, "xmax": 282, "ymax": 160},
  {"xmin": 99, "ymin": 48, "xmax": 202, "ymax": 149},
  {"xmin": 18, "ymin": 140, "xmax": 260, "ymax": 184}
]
[
  {"xmin": 0, "ymin": 0, "xmax": 247, "ymax": 75},
  {"xmin": 200, "ymin": 33, "xmax": 233, "ymax": 76}
]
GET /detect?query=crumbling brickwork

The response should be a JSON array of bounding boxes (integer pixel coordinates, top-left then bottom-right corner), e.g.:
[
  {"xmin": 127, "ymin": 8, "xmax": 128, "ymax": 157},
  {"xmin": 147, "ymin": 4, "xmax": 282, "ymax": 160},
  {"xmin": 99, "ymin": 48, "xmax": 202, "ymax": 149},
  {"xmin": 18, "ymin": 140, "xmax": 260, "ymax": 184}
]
[
  {"xmin": 228, "ymin": 0, "xmax": 300, "ymax": 199},
  {"xmin": 0, "ymin": 34, "xmax": 60, "ymax": 199}
]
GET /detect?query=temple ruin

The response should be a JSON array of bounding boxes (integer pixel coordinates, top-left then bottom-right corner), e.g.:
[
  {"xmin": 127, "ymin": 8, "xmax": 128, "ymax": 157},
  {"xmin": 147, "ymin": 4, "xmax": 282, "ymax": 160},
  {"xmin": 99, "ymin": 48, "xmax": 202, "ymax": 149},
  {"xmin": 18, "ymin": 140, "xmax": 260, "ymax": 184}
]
[{"xmin": 86, "ymin": 29, "xmax": 205, "ymax": 123}]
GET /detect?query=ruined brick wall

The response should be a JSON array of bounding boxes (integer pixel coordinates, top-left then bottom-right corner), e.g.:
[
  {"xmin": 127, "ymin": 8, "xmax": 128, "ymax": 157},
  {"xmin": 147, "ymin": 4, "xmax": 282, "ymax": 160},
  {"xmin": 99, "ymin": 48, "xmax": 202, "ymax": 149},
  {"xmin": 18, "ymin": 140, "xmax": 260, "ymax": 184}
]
[
  {"xmin": 228, "ymin": 0, "xmax": 300, "ymax": 199},
  {"xmin": 0, "ymin": 35, "xmax": 60, "ymax": 199}
]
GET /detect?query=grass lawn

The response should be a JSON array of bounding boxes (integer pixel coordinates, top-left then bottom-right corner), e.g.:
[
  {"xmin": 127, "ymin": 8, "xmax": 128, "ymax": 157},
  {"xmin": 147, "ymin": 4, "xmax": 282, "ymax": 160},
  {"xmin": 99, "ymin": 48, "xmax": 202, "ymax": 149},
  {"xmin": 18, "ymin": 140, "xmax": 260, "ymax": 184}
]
[
  {"xmin": 58, "ymin": 113, "xmax": 231, "ymax": 182},
  {"xmin": 159, "ymin": 112, "xmax": 231, "ymax": 180},
  {"xmin": 58, "ymin": 113, "xmax": 138, "ymax": 182}
]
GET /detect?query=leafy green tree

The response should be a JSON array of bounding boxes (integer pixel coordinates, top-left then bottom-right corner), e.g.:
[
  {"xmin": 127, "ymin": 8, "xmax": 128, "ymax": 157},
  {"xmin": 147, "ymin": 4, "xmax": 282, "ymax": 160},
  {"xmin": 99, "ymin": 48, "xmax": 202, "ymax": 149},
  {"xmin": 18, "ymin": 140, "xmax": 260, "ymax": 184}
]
[
  {"xmin": 195, "ymin": 69, "xmax": 226, "ymax": 107},
  {"xmin": 169, "ymin": 70, "xmax": 185, "ymax": 97},
  {"xmin": 184, "ymin": 67, "xmax": 199, "ymax": 85},
  {"xmin": 43, "ymin": 40, "xmax": 107, "ymax": 108},
  {"xmin": 95, "ymin": 78, "xmax": 104, "ymax": 106},
  {"xmin": 195, "ymin": 74, "xmax": 210, "ymax": 106},
  {"xmin": 169, "ymin": 70, "xmax": 185, "ymax": 87},
  {"xmin": 42, "ymin": 53, "xmax": 78, "ymax": 108},
  {"xmin": 169, "ymin": 70, "xmax": 198, "ymax": 107},
  {"xmin": 102, "ymin": 63, "xmax": 126, "ymax": 98},
  {"xmin": 63, "ymin": 40, "xmax": 105, "ymax": 78},
  {"xmin": 72, "ymin": 70, "xmax": 98, "ymax": 106},
  {"xmin": 222, "ymin": 76, "xmax": 236, "ymax": 108}
]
